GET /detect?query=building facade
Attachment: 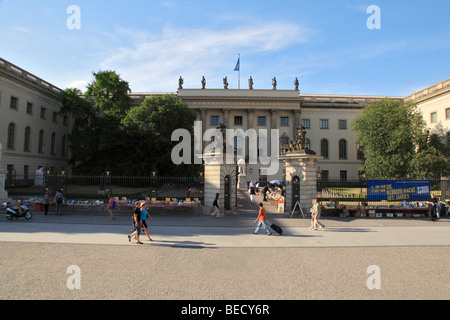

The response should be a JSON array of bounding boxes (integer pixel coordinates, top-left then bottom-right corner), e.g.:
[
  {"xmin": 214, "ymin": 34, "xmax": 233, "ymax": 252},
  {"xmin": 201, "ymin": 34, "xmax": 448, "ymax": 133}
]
[
  {"xmin": 175, "ymin": 88, "xmax": 404, "ymax": 181},
  {"xmin": 0, "ymin": 58, "xmax": 71, "ymax": 182},
  {"xmin": 1, "ymin": 57, "xmax": 448, "ymax": 183},
  {"xmin": 406, "ymin": 78, "xmax": 450, "ymax": 137}
]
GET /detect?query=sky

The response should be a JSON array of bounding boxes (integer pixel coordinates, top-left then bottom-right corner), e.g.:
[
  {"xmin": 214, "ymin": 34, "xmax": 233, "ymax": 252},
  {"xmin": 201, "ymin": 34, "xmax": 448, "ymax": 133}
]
[{"xmin": 0, "ymin": 0, "xmax": 449, "ymax": 96}]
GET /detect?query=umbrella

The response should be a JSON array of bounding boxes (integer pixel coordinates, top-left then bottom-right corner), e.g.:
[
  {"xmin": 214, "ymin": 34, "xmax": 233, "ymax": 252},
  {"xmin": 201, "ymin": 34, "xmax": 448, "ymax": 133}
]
[{"xmin": 269, "ymin": 180, "xmax": 284, "ymax": 186}]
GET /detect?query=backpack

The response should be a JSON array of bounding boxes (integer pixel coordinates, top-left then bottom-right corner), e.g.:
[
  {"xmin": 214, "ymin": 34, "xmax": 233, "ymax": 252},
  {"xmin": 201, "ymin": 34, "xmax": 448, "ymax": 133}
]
[{"xmin": 56, "ymin": 193, "xmax": 63, "ymax": 204}]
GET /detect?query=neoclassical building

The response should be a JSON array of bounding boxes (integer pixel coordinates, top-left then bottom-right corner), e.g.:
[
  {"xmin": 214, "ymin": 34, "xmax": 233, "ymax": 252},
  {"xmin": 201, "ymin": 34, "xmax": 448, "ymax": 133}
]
[
  {"xmin": 0, "ymin": 58, "xmax": 71, "ymax": 182},
  {"xmin": 1, "ymin": 57, "xmax": 449, "ymax": 182},
  {"xmin": 406, "ymin": 79, "xmax": 450, "ymax": 135}
]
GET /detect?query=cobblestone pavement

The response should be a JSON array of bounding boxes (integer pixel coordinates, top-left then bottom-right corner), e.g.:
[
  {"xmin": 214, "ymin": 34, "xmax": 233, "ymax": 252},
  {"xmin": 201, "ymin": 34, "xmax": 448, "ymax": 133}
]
[{"xmin": 1, "ymin": 192, "xmax": 449, "ymax": 301}]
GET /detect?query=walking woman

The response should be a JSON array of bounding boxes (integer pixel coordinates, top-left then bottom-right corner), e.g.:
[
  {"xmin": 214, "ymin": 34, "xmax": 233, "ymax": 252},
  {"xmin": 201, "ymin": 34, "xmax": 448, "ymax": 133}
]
[
  {"xmin": 310, "ymin": 199, "xmax": 325, "ymax": 230},
  {"xmin": 212, "ymin": 193, "xmax": 220, "ymax": 218},
  {"xmin": 140, "ymin": 201, "xmax": 153, "ymax": 241},
  {"xmin": 107, "ymin": 193, "xmax": 116, "ymax": 220}
]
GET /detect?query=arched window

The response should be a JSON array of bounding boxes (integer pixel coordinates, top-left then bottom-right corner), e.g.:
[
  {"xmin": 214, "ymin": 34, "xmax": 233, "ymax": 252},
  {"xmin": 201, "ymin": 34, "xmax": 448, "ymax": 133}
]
[
  {"xmin": 280, "ymin": 133, "xmax": 290, "ymax": 156},
  {"xmin": 24, "ymin": 127, "xmax": 31, "ymax": 152},
  {"xmin": 305, "ymin": 138, "xmax": 311, "ymax": 150},
  {"xmin": 38, "ymin": 130, "xmax": 45, "ymax": 154},
  {"xmin": 7, "ymin": 123, "xmax": 16, "ymax": 150},
  {"xmin": 51, "ymin": 132, "xmax": 56, "ymax": 155},
  {"xmin": 62, "ymin": 135, "xmax": 67, "ymax": 157},
  {"xmin": 320, "ymin": 139, "xmax": 329, "ymax": 159},
  {"xmin": 234, "ymin": 136, "xmax": 243, "ymax": 154},
  {"xmin": 339, "ymin": 139, "xmax": 347, "ymax": 160}
]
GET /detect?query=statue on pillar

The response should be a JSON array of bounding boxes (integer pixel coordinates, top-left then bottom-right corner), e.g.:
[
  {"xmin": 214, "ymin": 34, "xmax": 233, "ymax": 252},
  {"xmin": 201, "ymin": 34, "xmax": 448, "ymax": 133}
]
[
  {"xmin": 201, "ymin": 76, "xmax": 206, "ymax": 89},
  {"xmin": 286, "ymin": 126, "xmax": 307, "ymax": 153},
  {"xmin": 223, "ymin": 77, "xmax": 228, "ymax": 89},
  {"xmin": 272, "ymin": 77, "xmax": 277, "ymax": 90},
  {"xmin": 178, "ymin": 76, "xmax": 184, "ymax": 90},
  {"xmin": 249, "ymin": 76, "xmax": 254, "ymax": 90},
  {"xmin": 294, "ymin": 77, "xmax": 299, "ymax": 91}
]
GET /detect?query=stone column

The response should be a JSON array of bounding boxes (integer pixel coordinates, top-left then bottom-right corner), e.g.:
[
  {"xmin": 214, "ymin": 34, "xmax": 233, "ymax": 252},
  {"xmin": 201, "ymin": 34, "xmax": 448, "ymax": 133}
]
[
  {"xmin": 202, "ymin": 152, "xmax": 238, "ymax": 216},
  {"xmin": 293, "ymin": 109, "xmax": 301, "ymax": 132},
  {"xmin": 222, "ymin": 108, "xmax": 230, "ymax": 129},
  {"xmin": 269, "ymin": 109, "xmax": 278, "ymax": 158},
  {"xmin": 282, "ymin": 152, "xmax": 323, "ymax": 216}
]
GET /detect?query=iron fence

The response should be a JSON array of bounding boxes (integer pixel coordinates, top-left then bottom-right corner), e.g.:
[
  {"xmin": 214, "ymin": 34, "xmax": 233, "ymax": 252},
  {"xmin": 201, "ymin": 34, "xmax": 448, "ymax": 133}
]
[{"xmin": 6, "ymin": 174, "xmax": 204, "ymax": 202}]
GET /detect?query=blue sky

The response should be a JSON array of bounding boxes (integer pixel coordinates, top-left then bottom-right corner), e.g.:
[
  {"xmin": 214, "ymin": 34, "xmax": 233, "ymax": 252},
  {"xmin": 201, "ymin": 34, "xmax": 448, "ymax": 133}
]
[{"xmin": 1, "ymin": 0, "xmax": 449, "ymax": 96}]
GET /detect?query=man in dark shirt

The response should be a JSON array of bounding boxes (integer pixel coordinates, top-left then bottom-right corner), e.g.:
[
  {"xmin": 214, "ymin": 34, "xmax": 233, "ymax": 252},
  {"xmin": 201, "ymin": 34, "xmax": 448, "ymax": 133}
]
[
  {"xmin": 427, "ymin": 194, "xmax": 438, "ymax": 221},
  {"xmin": 128, "ymin": 201, "xmax": 143, "ymax": 244}
]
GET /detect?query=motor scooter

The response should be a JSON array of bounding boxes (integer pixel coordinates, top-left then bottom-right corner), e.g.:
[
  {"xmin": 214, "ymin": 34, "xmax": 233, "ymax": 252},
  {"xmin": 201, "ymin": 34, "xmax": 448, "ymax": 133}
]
[{"xmin": 3, "ymin": 201, "xmax": 33, "ymax": 220}]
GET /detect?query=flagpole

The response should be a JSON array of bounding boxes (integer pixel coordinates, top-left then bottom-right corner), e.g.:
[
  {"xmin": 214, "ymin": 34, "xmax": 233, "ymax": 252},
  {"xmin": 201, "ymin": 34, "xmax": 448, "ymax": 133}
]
[{"xmin": 238, "ymin": 53, "xmax": 240, "ymax": 90}]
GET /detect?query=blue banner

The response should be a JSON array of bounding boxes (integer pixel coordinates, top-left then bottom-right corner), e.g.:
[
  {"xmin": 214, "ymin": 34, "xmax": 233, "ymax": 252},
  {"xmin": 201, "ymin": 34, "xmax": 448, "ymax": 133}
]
[{"xmin": 367, "ymin": 180, "xmax": 431, "ymax": 201}]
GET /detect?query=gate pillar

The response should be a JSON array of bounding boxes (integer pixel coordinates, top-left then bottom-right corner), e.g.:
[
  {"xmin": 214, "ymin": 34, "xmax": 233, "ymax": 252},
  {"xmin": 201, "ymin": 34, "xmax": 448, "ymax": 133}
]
[
  {"xmin": 202, "ymin": 152, "xmax": 237, "ymax": 216},
  {"xmin": 281, "ymin": 153, "xmax": 323, "ymax": 216}
]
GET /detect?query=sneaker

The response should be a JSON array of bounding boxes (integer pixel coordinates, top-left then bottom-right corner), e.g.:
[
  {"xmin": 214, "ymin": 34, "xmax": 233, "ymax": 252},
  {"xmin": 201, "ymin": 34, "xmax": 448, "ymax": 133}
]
[{"xmin": 267, "ymin": 233, "xmax": 272, "ymax": 236}]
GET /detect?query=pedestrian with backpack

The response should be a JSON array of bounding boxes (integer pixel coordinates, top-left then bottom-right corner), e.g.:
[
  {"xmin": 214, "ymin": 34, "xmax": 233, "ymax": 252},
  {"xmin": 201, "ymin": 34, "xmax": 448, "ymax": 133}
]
[{"xmin": 55, "ymin": 190, "xmax": 64, "ymax": 216}]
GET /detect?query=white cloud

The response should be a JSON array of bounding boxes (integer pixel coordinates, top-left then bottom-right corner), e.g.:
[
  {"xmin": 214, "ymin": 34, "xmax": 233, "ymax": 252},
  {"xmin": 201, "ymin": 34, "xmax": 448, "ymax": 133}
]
[
  {"xmin": 66, "ymin": 80, "xmax": 89, "ymax": 91},
  {"xmin": 99, "ymin": 21, "xmax": 310, "ymax": 92}
]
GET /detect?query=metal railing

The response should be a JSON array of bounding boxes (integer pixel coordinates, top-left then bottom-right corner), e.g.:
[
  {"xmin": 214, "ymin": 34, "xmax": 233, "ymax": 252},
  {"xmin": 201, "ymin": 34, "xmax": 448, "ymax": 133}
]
[{"xmin": 6, "ymin": 173, "xmax": 204, "ymax": 202}]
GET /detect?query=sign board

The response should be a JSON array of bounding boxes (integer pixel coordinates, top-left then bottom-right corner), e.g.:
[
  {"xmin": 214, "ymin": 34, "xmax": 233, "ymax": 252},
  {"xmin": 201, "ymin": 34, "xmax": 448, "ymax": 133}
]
[{"xmin": 367, "ymin": 180, "xmax": 431, "ymax": 201}]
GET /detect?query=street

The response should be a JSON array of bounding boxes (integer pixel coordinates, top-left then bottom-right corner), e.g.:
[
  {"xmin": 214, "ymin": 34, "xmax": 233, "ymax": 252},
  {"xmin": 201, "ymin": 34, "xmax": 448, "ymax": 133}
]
[{"xmin": 1, "ymin": 194, "xmax": 449, "ymax": 301}]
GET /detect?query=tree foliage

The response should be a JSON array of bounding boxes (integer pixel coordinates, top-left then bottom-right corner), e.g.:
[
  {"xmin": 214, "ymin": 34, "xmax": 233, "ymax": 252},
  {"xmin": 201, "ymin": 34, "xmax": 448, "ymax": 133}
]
[
  {"xmin": 61, "ymin": 72, "xmax": 199, "ymax": 176},
  {"xmin": 352, "ymin": 98, "xmax": 449, "ymax": 179},
  {"xmin": 121, "ymin": 94, "xmax": 199, "ymax": 176}
]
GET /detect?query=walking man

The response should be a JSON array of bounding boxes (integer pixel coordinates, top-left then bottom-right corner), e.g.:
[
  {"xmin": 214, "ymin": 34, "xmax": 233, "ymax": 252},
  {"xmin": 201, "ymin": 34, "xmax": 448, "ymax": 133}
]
[
  {"xmin": 128, "ymin": 200, "xmax": 143, "ymax": 244},
  {"xmin": 254, "ymin": 203, "xmax": 272, "ymax": 235}
]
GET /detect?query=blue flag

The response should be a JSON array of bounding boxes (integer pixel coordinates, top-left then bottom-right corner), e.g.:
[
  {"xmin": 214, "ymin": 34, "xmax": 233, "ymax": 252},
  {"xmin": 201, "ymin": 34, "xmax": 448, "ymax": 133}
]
[{"xmin": 234, "ymin": 58, "xmax": 240, "ymax": 71}]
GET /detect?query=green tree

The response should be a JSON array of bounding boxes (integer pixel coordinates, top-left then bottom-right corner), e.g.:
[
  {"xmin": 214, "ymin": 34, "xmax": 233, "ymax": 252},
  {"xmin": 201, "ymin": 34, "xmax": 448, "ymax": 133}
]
[
  {"xmin": 85, "ymin": 71, "xmax": 132, "ymax": 119},
  {"xmin": 353, "ymin": 98, "xmax": 426, "ymax": 179},
  {"xmin": 61, "ymin": 71, "xmax": 132, "ymax": 174},
  {"xmin": 411, "ymin": 129, "xmax": 450, "ymax": 178},
  {"xmin": 121, "ymin": 94, "xmax": 199, "ymax": 176}
]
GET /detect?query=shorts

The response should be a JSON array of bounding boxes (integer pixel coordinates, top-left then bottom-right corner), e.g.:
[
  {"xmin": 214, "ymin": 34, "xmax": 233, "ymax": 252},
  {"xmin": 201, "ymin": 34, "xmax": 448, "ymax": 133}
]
[{"xmin": 141, "ymin": 220, "xmax": 148, "ymax": 228}]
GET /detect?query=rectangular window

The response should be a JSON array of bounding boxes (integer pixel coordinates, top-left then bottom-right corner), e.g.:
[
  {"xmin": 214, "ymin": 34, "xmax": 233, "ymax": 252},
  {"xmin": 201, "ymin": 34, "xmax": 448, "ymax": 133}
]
[
  {"xmin": 40, "ymin": 107, "xmax": 46, "ymax": 120},
  {"xmin": 340, "ymin": 170, "xmax": 348, "ymax": 181},
  {"xmin": 10, "ymin": 96, "xmax": 18, "ymax": 110},
  {"xmin": 431, "ymin": 112, "xmax": 437, "ymax": 123},
  {"xmin": 210, "ymin": 116, "xmax": 219, "ymax": 126},
  {"xmin": 320, "ymin": 119, "xmax": 329, "ymax": 129},
  {"xmin": 338, "ymin": 119, "xmax": 347, "ymax": 129},
  {"xmin": 52, "ymin": 111, "xmax": 58, "ymax": 123},
  {"xmin": 446, "ymin": 108, "xmax": 450, "ymax": 120},
  {"xmin": 27, "ymin": 102, "xmax": 33, "ymax": 114},
  {"xmin": 302, "ymin": 119, "xmax": 310, "ymax": 129},
  {"xmin": 234, "ymin": 116, "xmax": 243, "ymax": 126},
  {"xmin": 257, "ymin": 116, "xmax": 266, "ymax": 126},
  {"xmin": 280, "ymin": 117, "xmax": 289, "ymax": 126}
]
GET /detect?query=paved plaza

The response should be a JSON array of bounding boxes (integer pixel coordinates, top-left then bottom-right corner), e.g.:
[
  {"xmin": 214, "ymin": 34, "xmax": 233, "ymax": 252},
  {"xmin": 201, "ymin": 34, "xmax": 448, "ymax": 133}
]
[{"xmin": 1, "ymin": 191, "xmax": 449, "ymax": 301}]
